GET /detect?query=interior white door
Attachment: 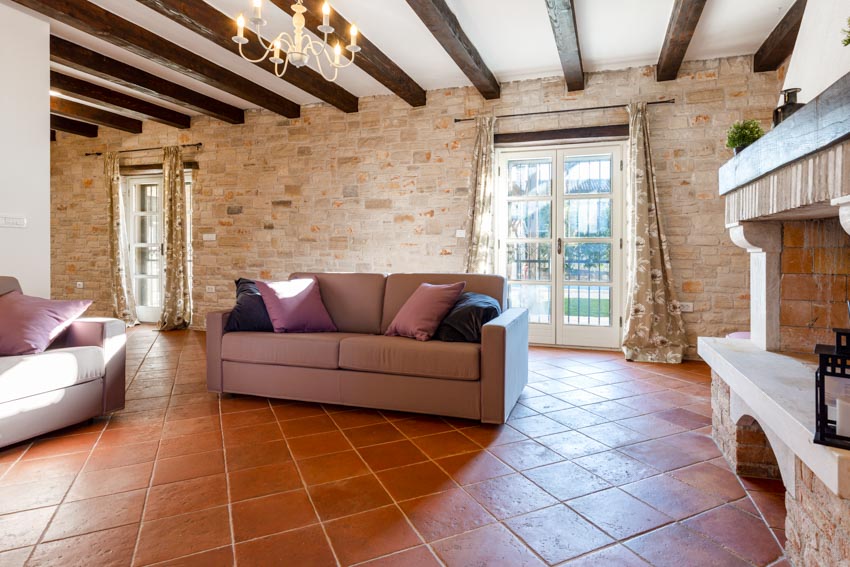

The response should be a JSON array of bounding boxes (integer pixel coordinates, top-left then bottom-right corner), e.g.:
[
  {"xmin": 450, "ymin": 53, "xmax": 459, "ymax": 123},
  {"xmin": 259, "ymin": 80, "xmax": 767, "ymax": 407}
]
[{"xmin": 497, "ymin": 142, "xmax": 625, "ymax": 349}]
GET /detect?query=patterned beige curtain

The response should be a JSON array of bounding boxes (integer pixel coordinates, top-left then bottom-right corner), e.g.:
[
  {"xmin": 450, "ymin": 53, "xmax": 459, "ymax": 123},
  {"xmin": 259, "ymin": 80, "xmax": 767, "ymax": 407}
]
[
  {"xmin": 465, "ymin": 116, "xmax": 497, "ymax": 274},
  {"xmin": 158, "ymin": 146, "xmax": 192, "ymax": 330},
  {"xmin": 105, "ymin": 152, "xmax": 138, "ymax": 326},
  {"xmin": 622, "ymin": 103, "xmax": 687, "ymax": 363}
]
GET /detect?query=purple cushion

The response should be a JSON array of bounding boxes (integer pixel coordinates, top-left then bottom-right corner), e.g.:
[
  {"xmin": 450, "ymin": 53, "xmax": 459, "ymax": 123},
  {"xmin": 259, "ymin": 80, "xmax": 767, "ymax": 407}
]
[
  {"xmin": 0, "ymin": 291, "xmax": 92, "ymax": 355},
  {"xmin": 385, "ymin": 282, "xmax": 466, "ymax": 341},
  {"xmin": 256, "ymin": 278, "xmax": 337, "ymax": 333}
]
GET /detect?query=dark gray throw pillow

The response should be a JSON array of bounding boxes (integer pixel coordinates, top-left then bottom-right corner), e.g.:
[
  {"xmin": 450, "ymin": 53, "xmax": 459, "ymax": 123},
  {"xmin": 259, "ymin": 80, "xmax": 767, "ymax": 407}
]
[
  {"xmin": 223, "ymin": 278, "xmax": 274, "ymax": 333},
  {"xmin": 433, "ymin": 292, "xmax": 502, "ymax": 343}
]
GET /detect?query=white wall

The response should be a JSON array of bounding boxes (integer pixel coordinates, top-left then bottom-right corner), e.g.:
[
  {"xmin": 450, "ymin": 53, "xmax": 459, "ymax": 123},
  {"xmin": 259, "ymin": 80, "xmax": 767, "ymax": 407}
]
[
  {"xmin": 783, "ymin": 0, "xmax": 850, "ymax": 103},
  {"xmin": 0, "ymin": 3, "xmax": 50, "ymax": 297}
]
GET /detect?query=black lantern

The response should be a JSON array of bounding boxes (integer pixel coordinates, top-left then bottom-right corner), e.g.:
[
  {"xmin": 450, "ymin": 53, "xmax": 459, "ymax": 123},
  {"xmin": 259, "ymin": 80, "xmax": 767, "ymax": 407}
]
[{"xmin": 814, "ymin": 327, "xmax": 850, "ymax": 449}]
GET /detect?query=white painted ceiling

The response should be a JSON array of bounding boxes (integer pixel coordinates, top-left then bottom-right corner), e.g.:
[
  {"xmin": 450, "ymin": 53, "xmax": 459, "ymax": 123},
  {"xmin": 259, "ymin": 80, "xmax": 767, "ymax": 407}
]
[{"xmin": 14, "ymin": 0, "xmax": 799, "ymax": 115}]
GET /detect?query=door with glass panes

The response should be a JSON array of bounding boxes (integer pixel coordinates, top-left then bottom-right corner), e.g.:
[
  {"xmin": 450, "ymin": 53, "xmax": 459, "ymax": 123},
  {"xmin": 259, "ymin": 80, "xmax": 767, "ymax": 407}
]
[{"xmin": 497, "ymin": 143, "xmax": 624, "ymax": 349}]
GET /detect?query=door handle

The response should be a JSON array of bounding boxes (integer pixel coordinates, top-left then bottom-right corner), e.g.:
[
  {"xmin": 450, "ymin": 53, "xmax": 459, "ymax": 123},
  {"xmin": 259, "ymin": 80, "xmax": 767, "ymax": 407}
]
[{"xmin": 557, "ymin": 237, "xmax": 562, "ymax": 255}]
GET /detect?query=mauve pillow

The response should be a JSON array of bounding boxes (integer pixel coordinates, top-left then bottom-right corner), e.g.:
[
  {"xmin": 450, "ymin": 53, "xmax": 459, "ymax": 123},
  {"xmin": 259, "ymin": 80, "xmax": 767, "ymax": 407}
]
[
  {"xmin": 433, "ymin": 292, "xmax": 502, "ymax": 343},
  {"xmin": 0, "ymin": 291, "xmax": 92, "ymax": 355},
  {"xmin": 385, "ymin": 282, "xmax": 466, "ymax": 341},
  {"xmin": 256, "ymin": 278, "xmax": 337, "ymax": 333},
  {"xmin": 224, "ymin": 278, "xmax": 274, "ymax": 333}
]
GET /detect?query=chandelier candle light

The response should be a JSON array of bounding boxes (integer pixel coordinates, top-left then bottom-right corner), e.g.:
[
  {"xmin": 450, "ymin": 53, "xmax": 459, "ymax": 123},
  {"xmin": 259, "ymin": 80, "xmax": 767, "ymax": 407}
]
[{"xmin": 232, "ymin": 0, "xmax": 360, "ymax": 82}]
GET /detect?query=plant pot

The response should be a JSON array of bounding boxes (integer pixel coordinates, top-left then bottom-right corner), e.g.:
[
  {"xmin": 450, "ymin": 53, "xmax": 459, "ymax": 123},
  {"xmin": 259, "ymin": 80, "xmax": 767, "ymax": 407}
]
[{"xmin": 733, "ymin": 145, "xmax": 748, "ymax": 155}]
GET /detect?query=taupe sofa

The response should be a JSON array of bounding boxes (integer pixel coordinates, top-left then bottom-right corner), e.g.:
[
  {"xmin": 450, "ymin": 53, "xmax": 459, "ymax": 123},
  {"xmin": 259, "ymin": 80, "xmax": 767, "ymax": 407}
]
[
  {"xmin": 0, "ymin": 277, "xmax": 126, "ymax": 448},
  {"xmin": 207, "ymin": 273, "xmax": 528, "ymax": 423}
]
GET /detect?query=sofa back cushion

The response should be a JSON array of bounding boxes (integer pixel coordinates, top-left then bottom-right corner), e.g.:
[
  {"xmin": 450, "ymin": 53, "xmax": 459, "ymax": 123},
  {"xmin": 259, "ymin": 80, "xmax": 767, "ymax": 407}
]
[
  {"xmin": 291, "ymin": 272, "xmax": 387, "ymax": 334},
  {"xmin": 381, "ymin": 273, "xmax": 506, "ymax": 334},
  {"xmin": 0, "ymin": 277, "xmax": 22, "ymax": 297}
]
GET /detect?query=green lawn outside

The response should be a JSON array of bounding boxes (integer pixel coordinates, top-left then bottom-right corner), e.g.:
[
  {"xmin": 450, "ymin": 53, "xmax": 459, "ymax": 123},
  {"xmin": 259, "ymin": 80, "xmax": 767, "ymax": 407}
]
[{"xmin": 564, "ymin": 298, "xmax": 610, "ymax": 317}]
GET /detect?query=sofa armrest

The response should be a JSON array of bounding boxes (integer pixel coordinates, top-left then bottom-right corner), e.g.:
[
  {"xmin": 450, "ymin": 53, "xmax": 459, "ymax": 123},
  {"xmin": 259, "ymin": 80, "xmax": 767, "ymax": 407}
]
[
  {"xmin": 480, "ymin": 308, "xmax": 529, "ymax": 424},
  {"xmin": 206, "ymin": 311, "xmax": 230, "ymax": 393},
  {"xmin": 64, "ymin": 317, "xmax": 127, "ymax": 413}
]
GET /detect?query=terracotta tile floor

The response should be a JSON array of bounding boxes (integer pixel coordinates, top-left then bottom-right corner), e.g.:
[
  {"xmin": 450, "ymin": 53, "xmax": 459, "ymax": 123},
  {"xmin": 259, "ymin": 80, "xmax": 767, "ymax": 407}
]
[{"xmin": 0, "ymin": 327, "xmax": 789, "ymax": 566}]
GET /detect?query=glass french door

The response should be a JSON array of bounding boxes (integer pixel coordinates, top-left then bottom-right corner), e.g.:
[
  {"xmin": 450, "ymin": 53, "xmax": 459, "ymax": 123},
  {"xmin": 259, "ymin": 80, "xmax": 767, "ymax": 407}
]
[
  {"xmin": 497, "ymin": 142, "xmax": 625, "ymax": 349},
  {"xmin": 126, "ymin": 176, "xmax": 164, "ymax": 323}
]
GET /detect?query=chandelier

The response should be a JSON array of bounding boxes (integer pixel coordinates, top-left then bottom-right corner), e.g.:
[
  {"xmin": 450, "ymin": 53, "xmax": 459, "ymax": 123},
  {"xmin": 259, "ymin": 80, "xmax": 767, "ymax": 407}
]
[{"xmin": 232, "ymin": 0, "xmax": 360, "ymax": 83}]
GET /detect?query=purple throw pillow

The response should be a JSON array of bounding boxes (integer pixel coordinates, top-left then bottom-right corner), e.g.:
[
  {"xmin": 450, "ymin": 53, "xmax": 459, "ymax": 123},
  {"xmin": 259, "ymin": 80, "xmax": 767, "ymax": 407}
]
[
  {"xmin": 385, "ymin": 282, "xmax": 466, "ymax": 341},
  {"xmin": 256, "ymin": 278, "xmax": 337, "ymax": 333},
  {"xmin": 0, "ymin": 291, "xmax": 93, "ymax": 355}
]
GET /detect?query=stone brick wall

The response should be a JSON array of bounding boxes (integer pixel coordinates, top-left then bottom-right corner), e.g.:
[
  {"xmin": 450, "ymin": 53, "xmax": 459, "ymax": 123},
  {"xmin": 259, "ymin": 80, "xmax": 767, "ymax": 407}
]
[
  {"xmin": 785, "ymin": 458, "xmax": 850, "ymax": 566},
  {"xmin": 780, "ymin": 219, "xmax": 850, "ymax": 353},
  {"xmin": 50, "ymin": 56, "xmax": 783, "ymax": 355},
  {"xmin": 711, "ymin": 374, "xmax": 781, "ymax": 479}
]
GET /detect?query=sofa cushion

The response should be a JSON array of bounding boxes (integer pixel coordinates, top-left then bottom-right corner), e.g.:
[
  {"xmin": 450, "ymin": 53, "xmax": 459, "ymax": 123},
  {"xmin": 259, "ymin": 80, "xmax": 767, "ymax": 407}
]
[
  {"xmin": 291, "ymin": 273, "xmax": 386, "ymax": 334},
  {"xmin": 381, "ymin": 274, "xmax": 506, "ymax": 334},
  {"xmin": 386, "ymin": 282, "xmax": 465, "ymax": 341},
  {"xmin": 221, "ymin": 332, "xmax": 362, "ymax": 370},
  {"xmin": 224, "ymin": 278, "xmax": 273, "ymax": 333},
  {"xmin": 339, "ymin": 336, "xmax": 480, "ymax": 381},
  {"xmin": 0, "ymin": 291, "xmax": 92, "ymax": 355},
  {"xmin": 0, "ymin": 346, "xmax": 104, "ymax": 404},
  {"xmin": 257, "ymin": 278, "xmax": 337, "ymax": 333}
]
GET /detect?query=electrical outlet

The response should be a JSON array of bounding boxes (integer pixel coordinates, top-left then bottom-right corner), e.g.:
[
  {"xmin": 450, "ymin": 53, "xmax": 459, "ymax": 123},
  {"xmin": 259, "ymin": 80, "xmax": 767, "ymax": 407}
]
[
  {"xmin": 680, "ymin": 302, "xmax": 694, "ymax": 313},
  {"xmin": 455, "ymin": 229, "xmax": 466, "ymax": 238},
  {"xmin": 202, "ymin": 233, "xmax": 216, "ymax": 241},
  {"xmin": 75, "ymin": 281, "xmax": 84, "ymax": 289},
  {"xmin": 205, "ymin": 285, "xmax": 215, "ymax": 293}
]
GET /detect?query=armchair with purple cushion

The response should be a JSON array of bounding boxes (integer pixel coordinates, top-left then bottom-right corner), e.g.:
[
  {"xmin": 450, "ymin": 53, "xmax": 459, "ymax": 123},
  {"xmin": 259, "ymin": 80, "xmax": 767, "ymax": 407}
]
[{"xmin": 0, "ymin": 276, "xmax": 126, "ymax": 449}]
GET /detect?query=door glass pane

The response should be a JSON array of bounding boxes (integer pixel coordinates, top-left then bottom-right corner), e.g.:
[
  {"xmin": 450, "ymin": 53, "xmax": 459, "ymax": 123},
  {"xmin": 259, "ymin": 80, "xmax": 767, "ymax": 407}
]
[
  {"xmin": 564, "ymin": 198, "xmax": 611, "ymax": 238},
  {"xmin": 135, "ymin": 215, "xmax": 160, "ymax": 244},
  {"xmin": 509, "ymin": 284, "xmax": 551, "ymax": 324},
  {"xmin": 507, "ymin": 243, "xmax": 551, "ymax": 281},
  {"xmin": 564, "ymin": 285, "xmax": 611, "ymax": 326},
  {"xmin": 136, "ymin": 277, "xmax": 161, "ymax": 307},
  {"xmin": 508, "ymin": 159, "xmax": 552, "ymax": 196},
  {"xmin": 508, "ymin": 201, "xmax": 551, "ymax": 238},
  {"xmin": 135, "ymin": 246, "xmax": 161, "ymax": 276},
  {"xmin": 135, "ymin": 184, "xmax": 159, "ymax": 212},
  {"xmin": 564, "ymin": 243, "xmax": 611, "ymax": 282},
  {"xmin": 564, "ymin": 156, "xmax": 611, "ymax": 194}
]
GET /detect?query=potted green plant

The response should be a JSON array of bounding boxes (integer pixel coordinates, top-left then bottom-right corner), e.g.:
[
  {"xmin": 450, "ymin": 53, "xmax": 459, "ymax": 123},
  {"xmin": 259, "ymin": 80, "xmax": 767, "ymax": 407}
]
[{"xmin": 726, "ymin": 119, "xmax": 765, "ymax": 155}]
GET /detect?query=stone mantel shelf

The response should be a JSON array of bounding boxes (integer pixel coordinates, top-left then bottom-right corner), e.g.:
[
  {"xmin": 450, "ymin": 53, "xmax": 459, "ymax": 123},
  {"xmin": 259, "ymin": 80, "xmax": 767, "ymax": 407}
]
[
  {"xmin": 719, "ymin": 69, "xmax": 850, "ymax": 197},
  {"xmin": 699, "ymin": 337, "xmax": 850, "ymax": 498}
]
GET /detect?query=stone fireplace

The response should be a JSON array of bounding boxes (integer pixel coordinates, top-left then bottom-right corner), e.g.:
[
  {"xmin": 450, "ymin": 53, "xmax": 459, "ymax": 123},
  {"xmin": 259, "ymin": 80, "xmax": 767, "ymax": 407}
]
[{"xmin": 700, "ymin": 71, "xmax": 850, "ymax": 566}]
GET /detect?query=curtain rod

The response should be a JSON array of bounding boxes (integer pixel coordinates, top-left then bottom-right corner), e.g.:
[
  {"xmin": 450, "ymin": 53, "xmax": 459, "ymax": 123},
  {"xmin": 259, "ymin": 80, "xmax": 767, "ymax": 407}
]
[
  {"xmin": 453, "ymin": 98, "xmax": 675, "ymax": 123},
  {"xmin": 84, "ymin": 143, "xmax": 203, "ymax": 157}
]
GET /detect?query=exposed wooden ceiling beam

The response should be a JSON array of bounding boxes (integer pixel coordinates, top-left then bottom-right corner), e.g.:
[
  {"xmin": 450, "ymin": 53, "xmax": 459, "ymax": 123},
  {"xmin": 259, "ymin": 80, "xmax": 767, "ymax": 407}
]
[
  {"xmin": 12, "ymin": 0, "xmax": 300, "ymax": 118},
  {"xmin": 51, "ymin": 71, "xmax": 191, "ymax": 129},
  {"xmin": 269, "ymin": 0, "xmax": 426, "ymax": 107},
  {"xmin": 51, "ymin": 37, "xmax": 244, "ymax": 125},
  {"xmin": 51, "ymin": 96, "xmax": 144, "ymax": 133},
  {"xmin": 50, "ymin": 115, "xmax": 99, "ymax": 138},
  {"xmin": 135, "ymin": 0, "xmax": 359, "ymax": 113},
  {"xmin": 545, "ymin": 0, "xmax": 584, "ymax": 91},
  {"xmin": 50, "ymin": 130, "xmax": 56, "ymax": 142},
  {"xmin": 656, "ymin": 0, "xmax": 707, "ymax": 81},
  {"xmin": 405, "ymin": 0, "xmax": 499, "ymax": 100},
  {"xmin": 754, "ymin": 0, "xmax": 807, "ymax": 72}
]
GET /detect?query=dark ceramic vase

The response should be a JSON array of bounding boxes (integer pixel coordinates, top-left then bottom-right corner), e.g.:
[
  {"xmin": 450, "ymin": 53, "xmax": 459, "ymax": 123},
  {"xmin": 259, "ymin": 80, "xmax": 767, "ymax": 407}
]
[{"xmin": 773, "ymin": 88, "xmax": 805, "ymax": 126}]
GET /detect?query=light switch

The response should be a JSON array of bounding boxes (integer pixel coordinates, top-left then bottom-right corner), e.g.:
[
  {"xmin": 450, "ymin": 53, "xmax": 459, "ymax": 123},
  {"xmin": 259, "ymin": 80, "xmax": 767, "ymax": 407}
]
[
  {"xmin": 202, "ymin": 233, "xmax": 216, "ymax": 241},
  {"xmin": 455, "ymin": 229, "xmax": 466, "ymax": 238},
  {"xmin": 0, "ymin": 215, "xmax": 27, "ymax": 228},
  {"xmin": 205, "ymin": 285, "xmax": 216, "ymax": 293}
]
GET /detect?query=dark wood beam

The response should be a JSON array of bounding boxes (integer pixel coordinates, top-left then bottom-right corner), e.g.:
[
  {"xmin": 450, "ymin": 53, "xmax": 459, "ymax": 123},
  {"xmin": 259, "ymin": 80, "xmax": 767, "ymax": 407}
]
[
  {"xmin": 269, "ymin": 0, "xmax": 426, "ymax": 107},
  {"xmin": 51, "ymin": 96, "xmax": 143, "ymax": 133},
  {"xmin": 545, "ymin": 0, "xmax": 584, "ymax": 91},
  {"xmin": 50, "ymin": 71, "xmax": 191, "ymax": 129},
  {"xmin": 50, "ymin": 115, "xmax": 99, "ymax": 138},
  {"xmin": 51, "ymin": 37, "xmax": 244, "ymax": 124},
  {"xmin": 656, "ymin": 0, "xmax": 707, "ymax": 81},
  {"xmin": 495, "ymin": 124, "xmax": 628, "ymax": 145},
  {"xmin": 50, "ymin": 130, "xmax": 56, "ymax": 142},
  {"xmin": 13, "ymin": 0, "xmax": 299, "ymax": 117},
  {"xmin": 754, "ymin": 0, "xmax": 807, "ymax": 72},
  {"xmin": 135, "ymin": 0, "xmax": 358, "ymax": 113},
  {"xmin": 405, "ymin": 0, "xmax": 499, "ymax": 100}
]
